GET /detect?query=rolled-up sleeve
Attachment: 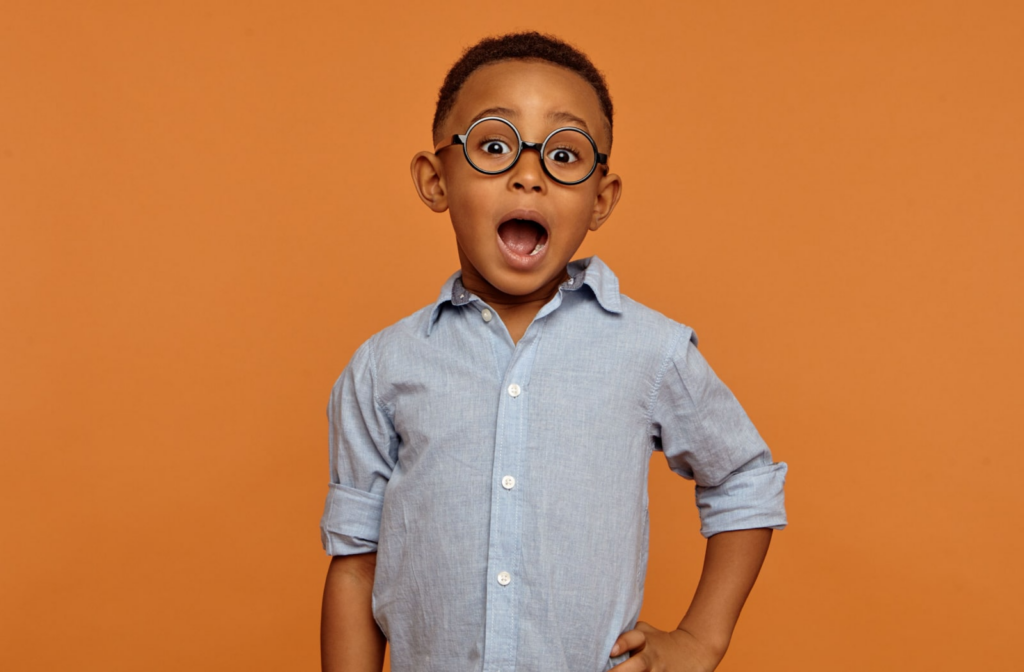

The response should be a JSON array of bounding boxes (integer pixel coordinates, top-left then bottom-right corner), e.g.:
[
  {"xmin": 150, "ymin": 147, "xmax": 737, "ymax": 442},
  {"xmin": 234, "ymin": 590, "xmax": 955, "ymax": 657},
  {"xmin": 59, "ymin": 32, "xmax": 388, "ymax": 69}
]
[
  {"xmin": 651, "ymin": 328, "xmax": 788, "ymax": 538},
  {"xmin": 320, "ymin": 336, "xmax": 398, "ymax": 555}
]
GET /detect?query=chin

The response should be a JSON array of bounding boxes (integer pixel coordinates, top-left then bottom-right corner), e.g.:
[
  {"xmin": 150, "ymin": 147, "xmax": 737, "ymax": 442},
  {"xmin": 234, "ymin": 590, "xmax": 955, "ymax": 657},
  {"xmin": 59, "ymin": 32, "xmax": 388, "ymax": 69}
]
[{"xmin": 491, "ymin": 267, "xmax": 561, "ymax": 296}]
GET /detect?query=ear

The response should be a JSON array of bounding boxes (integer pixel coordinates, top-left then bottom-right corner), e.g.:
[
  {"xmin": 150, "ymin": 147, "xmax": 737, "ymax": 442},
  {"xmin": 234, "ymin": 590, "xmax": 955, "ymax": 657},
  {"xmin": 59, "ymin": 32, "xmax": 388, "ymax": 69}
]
[
  {"xmin": 589, "ymin": 171, "xmax": 623, "ymax": 232},
  {"xmin": 410, "ymin": 151, "xmax": 449, "ymax": 213}
]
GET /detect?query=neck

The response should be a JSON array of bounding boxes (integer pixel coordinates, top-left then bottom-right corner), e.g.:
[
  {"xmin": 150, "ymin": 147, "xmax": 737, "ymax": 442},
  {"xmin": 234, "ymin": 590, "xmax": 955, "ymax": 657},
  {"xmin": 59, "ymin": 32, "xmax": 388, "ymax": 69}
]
[
  {"xmin": 458, "ymin": 251, "xmax": 568, "ymax": 308},
  {"xmin": 456, "ymin": 247, "xmax": 569, "ymax": 343}
]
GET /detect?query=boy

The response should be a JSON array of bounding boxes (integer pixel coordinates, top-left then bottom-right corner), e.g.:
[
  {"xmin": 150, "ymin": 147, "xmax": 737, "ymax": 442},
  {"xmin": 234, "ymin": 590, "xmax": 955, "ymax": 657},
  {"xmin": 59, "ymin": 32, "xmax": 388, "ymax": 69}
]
[{"xmin": 320, "ymin": 32, "xmax": 787, "ymax": 672}]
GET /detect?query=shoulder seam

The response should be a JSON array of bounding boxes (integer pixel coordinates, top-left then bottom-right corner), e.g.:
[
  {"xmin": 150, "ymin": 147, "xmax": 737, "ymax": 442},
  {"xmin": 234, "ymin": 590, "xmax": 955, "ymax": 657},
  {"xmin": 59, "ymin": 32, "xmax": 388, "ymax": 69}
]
[
  {"xmin": 365, "ymin": 335, "xmax": 396, "ymax": 429},
  {"xmin": 644, "ymin": 324, "xmax": 690, "ymax": 426}
]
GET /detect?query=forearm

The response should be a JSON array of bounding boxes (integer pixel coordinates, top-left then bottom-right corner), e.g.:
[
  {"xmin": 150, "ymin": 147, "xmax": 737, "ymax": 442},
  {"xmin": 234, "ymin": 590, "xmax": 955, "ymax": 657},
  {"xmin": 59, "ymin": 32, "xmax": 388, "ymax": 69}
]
[
  {"xmin": 321, "ymin": 552, "xmax": 386, "ymax": 672},
  {"xmin": 677, "ymin": 528, "xmax": 773, "ymax": 661}
]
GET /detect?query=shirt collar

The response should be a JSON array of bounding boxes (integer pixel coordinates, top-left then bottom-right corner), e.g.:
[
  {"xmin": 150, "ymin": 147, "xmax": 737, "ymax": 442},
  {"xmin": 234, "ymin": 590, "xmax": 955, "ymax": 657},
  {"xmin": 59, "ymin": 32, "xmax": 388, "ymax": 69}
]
[{"xmin": 426, "ymin": 255, "xmax": 622, "ymax": 336}]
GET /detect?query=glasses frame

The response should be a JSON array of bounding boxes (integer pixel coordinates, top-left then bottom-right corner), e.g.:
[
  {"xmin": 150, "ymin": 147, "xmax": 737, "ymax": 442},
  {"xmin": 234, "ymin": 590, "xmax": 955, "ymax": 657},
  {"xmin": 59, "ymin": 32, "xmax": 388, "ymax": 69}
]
[{"xmin": 435, "ymin": 116, "xmax": 609, "ymax": 186}]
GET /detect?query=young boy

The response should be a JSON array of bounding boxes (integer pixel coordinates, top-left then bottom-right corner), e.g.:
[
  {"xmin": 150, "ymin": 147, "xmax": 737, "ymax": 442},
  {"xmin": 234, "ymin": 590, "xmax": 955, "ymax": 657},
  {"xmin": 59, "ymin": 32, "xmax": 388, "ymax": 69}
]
[{"xmin": 320, "ymin": 32, "xmax": 787, "ymax": 672}]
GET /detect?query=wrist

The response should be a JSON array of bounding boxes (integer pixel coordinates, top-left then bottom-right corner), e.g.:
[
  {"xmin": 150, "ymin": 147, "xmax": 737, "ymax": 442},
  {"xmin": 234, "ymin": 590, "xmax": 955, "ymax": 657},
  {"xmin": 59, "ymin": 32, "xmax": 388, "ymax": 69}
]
[{"xmin": 675, "ymin": 622, "xmax": 730, "ymax": 662}]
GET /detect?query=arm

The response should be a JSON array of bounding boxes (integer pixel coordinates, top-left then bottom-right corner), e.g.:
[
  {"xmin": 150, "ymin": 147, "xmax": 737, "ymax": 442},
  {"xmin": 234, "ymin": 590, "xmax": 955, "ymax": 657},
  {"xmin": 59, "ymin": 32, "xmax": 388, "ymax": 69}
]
[
  {"xmin": 679, "ymin": 527, "xmax": 772, "ymax": 657},
  {"xmin": 321, "ymin": 552, "xmax": 386, "ymax": 672},
  {"xmin": 620, "ymin": 329, "xmax": 786, "ymax": 670},
  {"xmin": 610, "ymin": 528, "xmax": 772, "ymax": 671},
  {"xmin": 320, "ymin": 340, "xmax": 396, "ymax": 671}
]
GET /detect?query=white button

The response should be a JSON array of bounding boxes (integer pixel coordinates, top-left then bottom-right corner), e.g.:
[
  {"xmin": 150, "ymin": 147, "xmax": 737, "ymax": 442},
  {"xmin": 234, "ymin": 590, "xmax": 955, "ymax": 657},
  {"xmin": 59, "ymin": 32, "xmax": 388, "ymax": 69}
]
[
  {"xmin": 568, "ymin": 277, "xmax": 574, "ymax": 285},
  {"xmin": 481, "ymin": 308, "xmax": 493, "ymax": 323},
  {"xmin": 507, "ymin": 383, "xmax": 521, "ymax": 398},
  {"xmin": 502, "ymin": 475, "xmax": 516, "ymax": 490},
  {"xmin": 497, "ymin": 571, "xmax": 511, "ymax": 586}
]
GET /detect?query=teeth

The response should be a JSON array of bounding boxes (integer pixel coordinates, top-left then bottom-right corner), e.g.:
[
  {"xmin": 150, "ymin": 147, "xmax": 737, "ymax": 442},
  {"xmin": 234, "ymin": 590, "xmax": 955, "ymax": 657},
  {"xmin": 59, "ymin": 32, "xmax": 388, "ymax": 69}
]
[{"xmin": 529, "ymin": 242, "xmax": 545, "ymax": 256}]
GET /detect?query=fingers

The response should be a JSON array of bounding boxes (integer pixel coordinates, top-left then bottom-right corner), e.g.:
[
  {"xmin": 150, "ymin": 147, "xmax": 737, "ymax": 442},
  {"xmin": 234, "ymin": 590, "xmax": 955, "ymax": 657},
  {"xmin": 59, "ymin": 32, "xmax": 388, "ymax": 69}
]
[
  {"xmin": 610, "ymin": 622, "xmax": 664, "ymax": 672},
  {"xmin": 608, "ymin": 648, "xmax": 650, "ymax": 672},
  {"xmin": 610, "ymin": 627, "xmax": 647, "ymax": 658}
]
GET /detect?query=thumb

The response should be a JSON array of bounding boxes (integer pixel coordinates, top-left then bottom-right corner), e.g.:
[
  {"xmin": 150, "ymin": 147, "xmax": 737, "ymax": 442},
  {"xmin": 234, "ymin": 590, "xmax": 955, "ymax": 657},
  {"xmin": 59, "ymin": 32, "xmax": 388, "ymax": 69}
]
[{"xmin": 611, "ymin": 628, "xmax": 647, "ymax": 657}]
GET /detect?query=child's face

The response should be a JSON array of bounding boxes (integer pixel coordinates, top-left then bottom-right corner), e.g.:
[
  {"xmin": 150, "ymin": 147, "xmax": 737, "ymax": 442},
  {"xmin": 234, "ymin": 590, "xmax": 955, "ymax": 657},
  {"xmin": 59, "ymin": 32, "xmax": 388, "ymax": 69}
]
[{"xmin": 411, "ymin": 59, "xmax": 622, "ymax": 299}]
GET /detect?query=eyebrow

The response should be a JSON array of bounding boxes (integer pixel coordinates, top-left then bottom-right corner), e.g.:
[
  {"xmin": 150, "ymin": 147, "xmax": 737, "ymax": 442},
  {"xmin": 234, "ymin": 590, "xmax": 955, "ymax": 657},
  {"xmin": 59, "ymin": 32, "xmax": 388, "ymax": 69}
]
[
  {"xmin": 547, "ymin": 111, "xmax": 591, "ymax": 132},
  {"xmin": 466, "ymin": 107, "xmax": 592, "ymax": 134},
  {"xmin": 468, "ymin": 107, "xmax": 519, "ymax": 125}
]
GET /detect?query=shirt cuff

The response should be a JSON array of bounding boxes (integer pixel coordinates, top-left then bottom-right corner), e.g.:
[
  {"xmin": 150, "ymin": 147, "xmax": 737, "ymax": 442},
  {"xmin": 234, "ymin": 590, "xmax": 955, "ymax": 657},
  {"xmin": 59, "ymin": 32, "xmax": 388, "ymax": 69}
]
[
  {"xmin": 695, "ymin": 461, "xmax": 788, "ymax": 538},
  {"xmin": 320, "ymin": 483, "xmax": 384, "ymax": 555}
]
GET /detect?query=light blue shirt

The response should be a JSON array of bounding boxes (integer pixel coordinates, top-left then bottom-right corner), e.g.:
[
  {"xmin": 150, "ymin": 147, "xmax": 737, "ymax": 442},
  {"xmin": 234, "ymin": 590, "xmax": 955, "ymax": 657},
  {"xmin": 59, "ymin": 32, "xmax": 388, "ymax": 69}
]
[{"xmin": 320, "ymin": 256, "xmax": 787, "ymax": 672}]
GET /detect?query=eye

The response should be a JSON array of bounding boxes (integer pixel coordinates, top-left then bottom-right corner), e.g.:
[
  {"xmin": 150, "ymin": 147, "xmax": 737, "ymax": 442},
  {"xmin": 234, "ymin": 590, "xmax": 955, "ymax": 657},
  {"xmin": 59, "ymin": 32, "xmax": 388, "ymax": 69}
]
[
  {"xmin": 480, "ymin": 138, "xmax": 513, "ymax": 155},
  {"xmin": 546, "ymin": 146, "xmax": 580, "ymax": 164}
]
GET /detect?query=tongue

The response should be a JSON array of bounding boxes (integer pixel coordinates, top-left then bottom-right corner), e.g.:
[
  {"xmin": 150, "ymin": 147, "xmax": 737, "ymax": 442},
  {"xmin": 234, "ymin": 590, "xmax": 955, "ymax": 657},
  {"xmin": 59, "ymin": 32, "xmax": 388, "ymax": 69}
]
[{"xmin": 499, "ymin": 219, "xmax": 545, "ymax": 255}]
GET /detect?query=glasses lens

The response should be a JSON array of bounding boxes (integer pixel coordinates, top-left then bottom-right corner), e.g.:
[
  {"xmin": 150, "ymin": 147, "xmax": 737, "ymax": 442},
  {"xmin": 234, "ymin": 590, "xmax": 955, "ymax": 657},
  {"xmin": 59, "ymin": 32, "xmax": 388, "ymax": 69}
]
[
  {"xmin": 543, "ymin": 129, "xmax": 597, "ymax": 183},
  {"xmin": 465, "ymin": 119, "xmax": 519, "ymax": 173}
]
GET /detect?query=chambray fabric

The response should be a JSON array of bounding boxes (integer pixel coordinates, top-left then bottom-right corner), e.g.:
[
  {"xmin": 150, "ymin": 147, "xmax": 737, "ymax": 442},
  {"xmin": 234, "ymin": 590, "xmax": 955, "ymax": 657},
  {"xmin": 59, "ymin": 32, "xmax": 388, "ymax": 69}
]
[{"xmin": 320, "ymin": 256, "xmax": 787, "ymax": 672}]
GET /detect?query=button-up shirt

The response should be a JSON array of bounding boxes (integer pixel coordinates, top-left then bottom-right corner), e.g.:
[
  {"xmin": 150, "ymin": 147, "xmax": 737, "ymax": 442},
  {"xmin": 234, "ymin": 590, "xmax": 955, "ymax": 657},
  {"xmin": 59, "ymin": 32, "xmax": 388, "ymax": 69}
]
[{"xmin": 320, "ymin": 256, "xmax": 787, "ymax": 672}]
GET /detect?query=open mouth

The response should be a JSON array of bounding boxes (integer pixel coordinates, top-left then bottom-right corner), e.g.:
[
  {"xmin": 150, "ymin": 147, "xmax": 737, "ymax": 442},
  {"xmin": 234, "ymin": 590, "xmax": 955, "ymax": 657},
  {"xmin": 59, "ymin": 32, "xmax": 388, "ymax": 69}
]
[{"xmin": 497, "ymin": 218, "xmax": 549, "ymax": 257}]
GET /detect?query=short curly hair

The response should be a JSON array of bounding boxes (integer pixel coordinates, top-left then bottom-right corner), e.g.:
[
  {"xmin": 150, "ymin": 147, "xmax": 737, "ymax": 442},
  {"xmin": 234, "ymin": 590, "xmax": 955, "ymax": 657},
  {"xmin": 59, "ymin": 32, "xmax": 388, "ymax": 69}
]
[{"xmin": 432, "ymin": 31, "xmax": 614, "ymax": 149}]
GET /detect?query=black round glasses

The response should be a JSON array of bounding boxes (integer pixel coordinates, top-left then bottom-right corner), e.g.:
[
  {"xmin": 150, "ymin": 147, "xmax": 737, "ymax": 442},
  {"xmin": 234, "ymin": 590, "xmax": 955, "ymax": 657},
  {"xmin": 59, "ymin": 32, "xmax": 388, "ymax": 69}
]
[{"xmin": 434, "ymin": 117, "xmax": 609, "ymax": 186}]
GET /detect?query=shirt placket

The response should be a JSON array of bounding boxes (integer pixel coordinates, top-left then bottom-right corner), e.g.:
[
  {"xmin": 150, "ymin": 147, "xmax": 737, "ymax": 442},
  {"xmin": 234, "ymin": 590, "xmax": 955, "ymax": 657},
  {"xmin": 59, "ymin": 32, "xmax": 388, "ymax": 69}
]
[{"xmin": 480, "ymin": 309, "xmax": 544, "ymax": 672}]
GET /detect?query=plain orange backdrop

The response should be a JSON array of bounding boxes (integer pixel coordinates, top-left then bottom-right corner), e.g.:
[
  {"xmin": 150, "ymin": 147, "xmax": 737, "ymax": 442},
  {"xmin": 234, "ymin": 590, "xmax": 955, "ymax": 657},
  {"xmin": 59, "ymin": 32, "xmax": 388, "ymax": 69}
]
[{"xmin": 2, "ymin": 1, "xmax": 1022, "ymax": 670}]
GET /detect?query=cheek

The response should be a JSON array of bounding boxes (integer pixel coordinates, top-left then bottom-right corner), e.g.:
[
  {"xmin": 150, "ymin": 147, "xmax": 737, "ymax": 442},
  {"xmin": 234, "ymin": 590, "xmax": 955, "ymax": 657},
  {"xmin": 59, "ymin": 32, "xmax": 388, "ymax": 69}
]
[
  {"xmin": 549, "ymin": 192, "xmax": 598, "ymax": 236},
  {"xmin": 446, "ymin": 174, "xmax": 498, "ymax": 222},
  {"xmin": 445, "ymin": 182, "xmax": 500, "ymax": 249}
]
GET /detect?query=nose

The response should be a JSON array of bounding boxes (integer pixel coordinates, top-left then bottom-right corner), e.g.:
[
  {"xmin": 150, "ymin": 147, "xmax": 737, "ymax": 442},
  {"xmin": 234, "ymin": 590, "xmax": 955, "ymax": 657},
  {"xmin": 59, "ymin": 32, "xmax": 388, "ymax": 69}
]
[{"xmin": 508, "ymin": 147, "xmax": 546, "ymax": 193}]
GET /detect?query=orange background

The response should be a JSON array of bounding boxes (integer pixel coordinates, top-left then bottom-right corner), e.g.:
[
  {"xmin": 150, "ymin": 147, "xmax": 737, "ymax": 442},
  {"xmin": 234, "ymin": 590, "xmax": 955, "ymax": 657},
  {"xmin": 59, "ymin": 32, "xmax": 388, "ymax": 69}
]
[{"xmin": 2, "ymin": 1, "xmax": 1022, "ymax": 670}]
